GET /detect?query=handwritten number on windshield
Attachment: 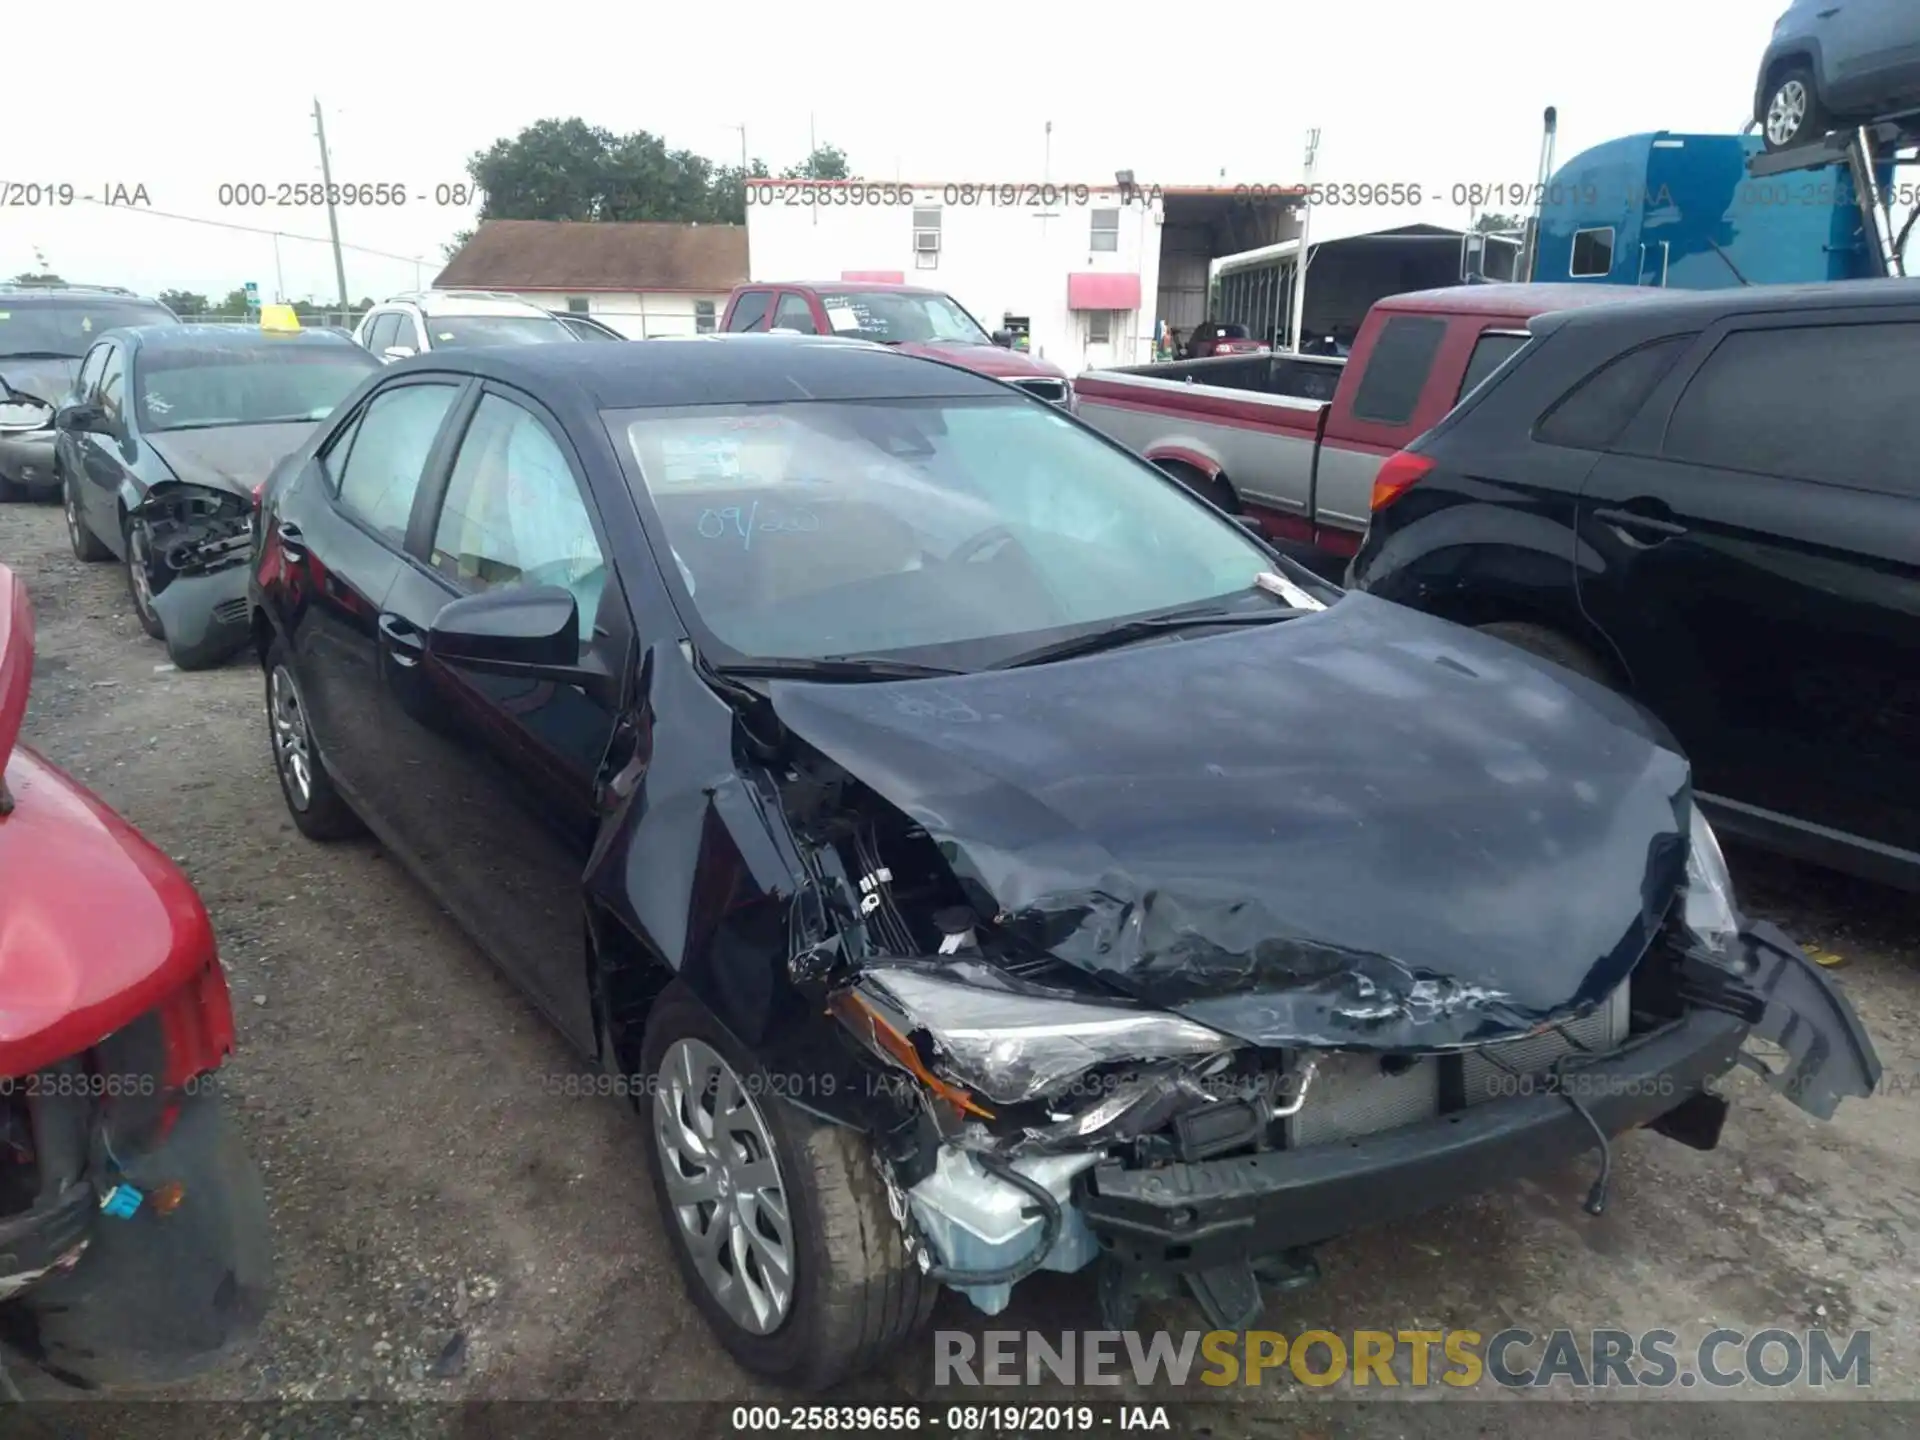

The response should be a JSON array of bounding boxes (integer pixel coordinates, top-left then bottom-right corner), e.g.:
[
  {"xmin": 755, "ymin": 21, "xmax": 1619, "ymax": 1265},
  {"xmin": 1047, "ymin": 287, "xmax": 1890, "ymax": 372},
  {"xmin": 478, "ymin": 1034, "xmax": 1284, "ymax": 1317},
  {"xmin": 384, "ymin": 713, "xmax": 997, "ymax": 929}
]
[{"xmin": 695, "ymin": 502, "xmax": 820, "ymax": 551}]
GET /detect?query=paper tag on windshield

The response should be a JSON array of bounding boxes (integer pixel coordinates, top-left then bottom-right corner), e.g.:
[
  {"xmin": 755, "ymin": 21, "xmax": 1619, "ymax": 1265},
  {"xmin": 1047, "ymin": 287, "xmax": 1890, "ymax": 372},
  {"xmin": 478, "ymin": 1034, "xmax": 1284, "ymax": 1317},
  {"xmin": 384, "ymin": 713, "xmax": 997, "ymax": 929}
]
[
  {"xmin": 825, "ymin": 306, "xmax": 861, "ymax": 333},
  {"xmin": 1255, "ymin": 570, "xmax": 1327, "ymax": 611}
]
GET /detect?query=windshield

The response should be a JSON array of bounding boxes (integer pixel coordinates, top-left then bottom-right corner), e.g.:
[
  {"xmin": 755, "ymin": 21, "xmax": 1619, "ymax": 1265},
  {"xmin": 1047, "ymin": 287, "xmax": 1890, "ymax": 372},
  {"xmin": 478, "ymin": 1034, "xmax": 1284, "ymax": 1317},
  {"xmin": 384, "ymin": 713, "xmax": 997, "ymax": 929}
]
[
  {"xmin": 423, "ymin": 314, "xmax": 575, "ymax": 348},
  {"xmin": 136, "ymin": 346, "xmax": 379, "ymax": 431},
  {"xmin": 0, "ymin": 298, "xmax": 176, "ymax": 358},
  {"xmin": 613, "ymin": 396, "xmax": 1279, "ymax": 665},
  {"xmin": 815, "ymin": 292, "xmax": 990, "ymax": 345}
]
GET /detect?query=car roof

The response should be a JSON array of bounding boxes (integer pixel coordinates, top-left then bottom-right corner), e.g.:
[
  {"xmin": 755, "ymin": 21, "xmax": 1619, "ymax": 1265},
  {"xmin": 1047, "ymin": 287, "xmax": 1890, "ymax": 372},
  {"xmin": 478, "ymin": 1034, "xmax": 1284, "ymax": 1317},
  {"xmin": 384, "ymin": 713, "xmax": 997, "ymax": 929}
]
[
  {"xmin": 383, "ymin": 332, "xmax": 1011, "ymax": 409},
  {"xmin": 0, "ymin": 284, "xmax": 170, "ymax": 305},
  {"xmin": 1373, "ymin": 284, "xmax": 1660, "ymax": 320},
  {"xmin": 133, "ymin": 324, "xmax": 367, "ymax": 350},
  {"xmin": 1527, "ymin": 277, "xmax": 1920, "ymax": 335},
  {"xmin": 376, "ymin": 291, "xmax": 559, "ymax": 319}
]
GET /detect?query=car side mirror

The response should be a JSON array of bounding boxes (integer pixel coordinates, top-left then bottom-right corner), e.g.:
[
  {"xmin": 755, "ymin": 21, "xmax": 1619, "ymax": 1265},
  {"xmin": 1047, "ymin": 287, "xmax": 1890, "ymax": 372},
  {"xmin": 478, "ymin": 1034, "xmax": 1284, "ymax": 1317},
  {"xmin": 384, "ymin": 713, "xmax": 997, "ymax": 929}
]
[
  {"xmin": 425, "ymin": 585, "xmax": 617, "ymax": 703},
  {"xmin": 55, "ymin": 401, "xmax": 107, "ymax": 434},
  {"xmin": 991, "ymin": 329, "xmax": 1014, "ymax": 348},
  {"xmin": 382, "ymin": 345, "xmax": 416, "ymax": 362}
]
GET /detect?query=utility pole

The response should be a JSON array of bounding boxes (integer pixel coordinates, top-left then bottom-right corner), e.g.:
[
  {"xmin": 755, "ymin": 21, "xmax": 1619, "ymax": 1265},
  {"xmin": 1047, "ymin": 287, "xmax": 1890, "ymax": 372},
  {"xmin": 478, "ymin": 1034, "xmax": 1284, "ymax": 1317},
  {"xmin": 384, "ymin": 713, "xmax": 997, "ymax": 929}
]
[
  {"xmin": 1287, "ymin": 127, "xmax": 1321, "ymax": 355},
  {"xmin": 313, "ymin": 97, "xmax": 350, "ymax": 309},
  {"xmin": 272, "ymin": 232, "xmax": 286, "ymax": 302}
]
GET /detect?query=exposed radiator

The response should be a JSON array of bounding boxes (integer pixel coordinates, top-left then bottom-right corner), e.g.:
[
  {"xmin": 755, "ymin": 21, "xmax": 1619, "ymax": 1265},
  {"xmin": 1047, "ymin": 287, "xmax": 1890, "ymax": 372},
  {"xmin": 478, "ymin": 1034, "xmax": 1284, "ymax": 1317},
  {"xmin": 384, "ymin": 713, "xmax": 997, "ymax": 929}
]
[{"xmin": 1284, "ymin": 982, "xmax": 1632, "ymax": 1149}]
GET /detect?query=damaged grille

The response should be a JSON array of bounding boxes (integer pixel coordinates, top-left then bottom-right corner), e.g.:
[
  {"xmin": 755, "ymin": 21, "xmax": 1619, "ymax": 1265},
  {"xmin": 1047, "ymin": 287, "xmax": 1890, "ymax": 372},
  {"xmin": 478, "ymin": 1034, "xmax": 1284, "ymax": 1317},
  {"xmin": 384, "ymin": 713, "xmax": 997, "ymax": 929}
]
[{"xmin": 1284, "ymin": 981, "xmax": 1632, "ymax": 1149}]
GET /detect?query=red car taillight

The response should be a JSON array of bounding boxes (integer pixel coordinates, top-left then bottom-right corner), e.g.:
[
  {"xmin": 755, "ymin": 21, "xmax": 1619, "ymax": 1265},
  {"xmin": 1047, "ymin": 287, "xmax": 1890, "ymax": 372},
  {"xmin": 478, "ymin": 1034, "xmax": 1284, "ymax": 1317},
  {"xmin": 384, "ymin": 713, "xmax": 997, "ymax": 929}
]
[{"xmin": 1370, "ymin": 451, "xmax": 1435, "ymax": 512}]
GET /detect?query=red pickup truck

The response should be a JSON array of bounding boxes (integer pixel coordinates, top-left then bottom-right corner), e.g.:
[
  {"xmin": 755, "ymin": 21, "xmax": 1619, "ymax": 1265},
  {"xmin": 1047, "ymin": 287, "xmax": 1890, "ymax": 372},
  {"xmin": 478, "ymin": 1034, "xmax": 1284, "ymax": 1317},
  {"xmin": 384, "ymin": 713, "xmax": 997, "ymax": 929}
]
[
  {"xmin": 719, "ymin": 282, "xmax": 1074, "ymax": 407},
  {"xmin": 1074, "ymin": 284, "xmax": 1648, "ymax": 564}
]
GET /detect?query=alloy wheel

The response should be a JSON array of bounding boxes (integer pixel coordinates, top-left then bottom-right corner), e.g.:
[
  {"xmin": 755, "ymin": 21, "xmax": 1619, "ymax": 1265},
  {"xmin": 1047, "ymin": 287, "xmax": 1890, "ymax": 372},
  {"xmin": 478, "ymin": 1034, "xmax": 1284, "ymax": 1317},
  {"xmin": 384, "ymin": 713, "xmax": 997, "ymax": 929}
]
[
  {"xmin": 269, "ymin": 665, "xmax": 314, "ymax": 810},
  {"xmin": 1767, "ymin": 81, "xmax": 1807, "ymax": 147},
  {"xmin": 652, "ymin": 1038, "xmax": 794, "ymax": 1336}
]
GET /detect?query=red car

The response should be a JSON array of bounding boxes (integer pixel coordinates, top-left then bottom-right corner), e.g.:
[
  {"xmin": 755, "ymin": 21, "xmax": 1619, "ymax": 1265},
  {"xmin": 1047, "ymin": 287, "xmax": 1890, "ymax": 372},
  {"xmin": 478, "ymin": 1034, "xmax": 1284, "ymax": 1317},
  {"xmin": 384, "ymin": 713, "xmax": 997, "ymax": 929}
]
[
  {"xmin": 0, "ymin": 563, "xmax": 270, "ymax": 1389},
  {"xmin": 1184, "ymin": 322, "xmax": 1268, "ymax": 358},
  {"xmin": 719, "ymin": 282, "xmax": 1075, "ymax": 408}
]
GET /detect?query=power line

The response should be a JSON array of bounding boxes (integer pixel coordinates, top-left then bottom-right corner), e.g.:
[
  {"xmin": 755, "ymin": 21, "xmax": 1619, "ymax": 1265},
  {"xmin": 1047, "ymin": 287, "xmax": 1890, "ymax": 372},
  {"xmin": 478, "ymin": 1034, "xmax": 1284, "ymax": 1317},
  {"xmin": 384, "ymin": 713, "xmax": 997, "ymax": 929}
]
[{"xmin": 70, "ymin": 193, "xmax": 438, "ymax": 267}]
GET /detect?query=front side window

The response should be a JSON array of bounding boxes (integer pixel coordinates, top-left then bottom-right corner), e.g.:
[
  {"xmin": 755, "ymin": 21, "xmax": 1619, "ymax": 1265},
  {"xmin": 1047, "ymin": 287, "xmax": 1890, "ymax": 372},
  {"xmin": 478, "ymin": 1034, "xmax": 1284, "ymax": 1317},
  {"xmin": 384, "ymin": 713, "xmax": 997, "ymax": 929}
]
[
  {"xmin": 364, "ymin": 313, "xmax": 400, "ymax": 353},
  {"xmin": 614, "ymin": 396, "xmax": 1276, "ymax": 664},
  {"xmin": 816, "ymin": 291, "xmax": 989, "ymax": 344},
  {"xmin": 772, "ymin": 294, "xmax": 818, "ymax": 334},
  {"xmin": 1570, "ymin": 227, "xmax": 1616, "ymax": 278},
  {"xmin": 333, "ymin": 382, "xmax": 459, "ymax": 543},
  {"xmin": 430, "ymin": 394, "xmax": 606, "ymax": 638},
  {"xmin": 135, "ymin": 344, "xmax": 378, "ymax": 431}
]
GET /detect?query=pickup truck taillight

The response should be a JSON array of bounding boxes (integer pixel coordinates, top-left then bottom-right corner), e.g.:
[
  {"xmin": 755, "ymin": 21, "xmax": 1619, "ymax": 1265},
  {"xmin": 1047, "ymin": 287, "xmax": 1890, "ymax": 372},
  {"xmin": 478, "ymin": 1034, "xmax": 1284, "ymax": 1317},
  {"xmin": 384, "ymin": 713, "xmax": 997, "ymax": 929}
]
[{"xmin": 1370, "ymin": 451, "xmax": 1435, "ymax": 512}]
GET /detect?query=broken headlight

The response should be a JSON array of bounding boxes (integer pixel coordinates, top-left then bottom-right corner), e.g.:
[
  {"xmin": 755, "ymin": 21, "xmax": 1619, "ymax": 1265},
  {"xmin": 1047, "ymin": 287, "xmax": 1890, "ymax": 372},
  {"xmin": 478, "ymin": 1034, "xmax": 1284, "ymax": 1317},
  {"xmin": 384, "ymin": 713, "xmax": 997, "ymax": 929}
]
[
  {"xmin": 1683, "ymin": 803, "xmax": 1739, "ymax": 959},
  {"xmin": 841, "ymin": 961, "xmax": 1240, "ymax": 1108}
]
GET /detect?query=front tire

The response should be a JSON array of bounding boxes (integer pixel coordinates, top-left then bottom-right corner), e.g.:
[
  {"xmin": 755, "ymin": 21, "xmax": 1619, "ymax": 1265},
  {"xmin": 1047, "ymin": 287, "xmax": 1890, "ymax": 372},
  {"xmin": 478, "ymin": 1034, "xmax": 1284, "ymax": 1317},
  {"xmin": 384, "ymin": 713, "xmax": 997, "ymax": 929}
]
[
  {"xmin": 1763, "ymin": 64, "xmax": 1828, "ymax": 151},
  {"xmin": 124, "ymin": 516, "xmax": 166, "ymax": 640},
  {"xmin": 640, "ymin": 982, "xmax": 932, "ymax": 1389},
  {"xmin": 264, "ymin": 638, "xmax": 365, "ymax": 841}
]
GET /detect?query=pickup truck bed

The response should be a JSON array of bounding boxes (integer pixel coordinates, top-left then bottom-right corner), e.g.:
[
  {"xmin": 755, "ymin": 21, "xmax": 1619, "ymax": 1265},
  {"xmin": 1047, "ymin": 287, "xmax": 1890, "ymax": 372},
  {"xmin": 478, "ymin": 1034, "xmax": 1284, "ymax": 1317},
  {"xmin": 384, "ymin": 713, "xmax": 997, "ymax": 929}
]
[{"xmin": 1074, "ymin": 283, "xmax": 1644, "ymax": 563}]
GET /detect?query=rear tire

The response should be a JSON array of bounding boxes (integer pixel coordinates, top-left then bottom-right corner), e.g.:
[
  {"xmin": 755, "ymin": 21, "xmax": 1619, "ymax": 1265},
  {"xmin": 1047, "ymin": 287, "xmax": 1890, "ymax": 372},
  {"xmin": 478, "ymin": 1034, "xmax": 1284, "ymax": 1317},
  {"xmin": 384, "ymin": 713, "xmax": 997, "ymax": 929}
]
[
  {"xmin": 1762, "ymin": 63, "xmax": 1828, "ymax": 151},
  {"xmin": 1475, "ymin": 621, "xmax": 1614, "ymax": 687},
  {"xmin": 264, "ymin": 637, "xmax": 365, "ymax": 841},
  {"xmin": 640, "ymin": 981, "xmax": 933, "ymax": 1389},
  {"xmin": 65, "ymin": 468, "xmax": 110, "ymax": 561}
]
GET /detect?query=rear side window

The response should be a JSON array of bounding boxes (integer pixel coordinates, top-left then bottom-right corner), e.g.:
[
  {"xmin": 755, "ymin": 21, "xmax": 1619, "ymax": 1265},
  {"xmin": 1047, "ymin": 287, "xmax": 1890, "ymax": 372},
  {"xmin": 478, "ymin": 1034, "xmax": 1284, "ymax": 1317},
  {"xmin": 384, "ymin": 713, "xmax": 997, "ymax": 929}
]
[
  {"xmin": 1455, "ymin": 332, "xmax": 1530, "ymax": 405},
  {"xmin": 334, "ymin": 382, "xmax": 460, "ymax": 544},
  {"xmin": 1663, "ymin": 323, "xmax": 1920, "ymax": 492},
  {"xmin": 1535, "ymin": 335, "xmax": 1694, "ymax": 451},
  {"xmin": 1349, "ymin": 316, "xmax": 1447, "ymax": 425},
  {"xmin": 727, "ymin": 291, "xmax": 772, "ymax": 332}
]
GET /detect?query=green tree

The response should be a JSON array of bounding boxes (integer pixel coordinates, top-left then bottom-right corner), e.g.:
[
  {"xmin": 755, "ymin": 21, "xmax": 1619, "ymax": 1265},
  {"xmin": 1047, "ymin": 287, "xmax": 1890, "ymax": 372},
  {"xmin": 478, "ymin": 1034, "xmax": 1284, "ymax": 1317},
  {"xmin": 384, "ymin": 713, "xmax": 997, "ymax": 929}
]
[
  {"xmin": 215, "ymin": 287, "xmax": 253, "ymax": 315},
  {"xmin": 10, "ymin": 271, "xmax": 65, "ymax": 285},
  {"xmin": 1474, "ymin": 212, "xmax": 1524, "ymax": 234},
  {"xmin": 782, "ymin": 145, "xmax": 849, "ymax": 181},
  {"xmin": 158, "ymin": 289, "xmax": 210, "ymax": 315}
]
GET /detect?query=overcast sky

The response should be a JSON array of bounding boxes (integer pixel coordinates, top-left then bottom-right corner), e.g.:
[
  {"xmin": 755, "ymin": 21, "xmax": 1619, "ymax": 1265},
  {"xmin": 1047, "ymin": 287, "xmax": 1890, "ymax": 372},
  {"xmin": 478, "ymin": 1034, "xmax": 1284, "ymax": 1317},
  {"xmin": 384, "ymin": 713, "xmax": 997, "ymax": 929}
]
[{"xmin": 2, "ymin": 2, "xmax": 1780, "ymax": 304}]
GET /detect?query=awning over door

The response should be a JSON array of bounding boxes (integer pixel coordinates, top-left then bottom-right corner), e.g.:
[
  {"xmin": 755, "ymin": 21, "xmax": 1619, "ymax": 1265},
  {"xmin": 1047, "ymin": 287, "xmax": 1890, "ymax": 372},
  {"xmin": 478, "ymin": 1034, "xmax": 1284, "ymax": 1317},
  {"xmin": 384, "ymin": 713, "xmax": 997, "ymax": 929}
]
[{"xmin": 1067, "ymin": 272, "xmax": 1142, "ymax": 310}]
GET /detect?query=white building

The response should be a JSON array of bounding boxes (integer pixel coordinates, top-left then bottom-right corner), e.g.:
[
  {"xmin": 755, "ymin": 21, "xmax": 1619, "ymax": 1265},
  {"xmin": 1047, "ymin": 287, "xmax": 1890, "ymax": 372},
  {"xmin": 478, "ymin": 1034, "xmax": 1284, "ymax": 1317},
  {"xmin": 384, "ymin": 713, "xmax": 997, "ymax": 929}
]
[
  {"xmin": 435, "ymin": 219, "xmax": 748, "ymax": 339},
  {"xmin": 745, "ymin": 181, "xmax": 1298, "ymax": 374}
]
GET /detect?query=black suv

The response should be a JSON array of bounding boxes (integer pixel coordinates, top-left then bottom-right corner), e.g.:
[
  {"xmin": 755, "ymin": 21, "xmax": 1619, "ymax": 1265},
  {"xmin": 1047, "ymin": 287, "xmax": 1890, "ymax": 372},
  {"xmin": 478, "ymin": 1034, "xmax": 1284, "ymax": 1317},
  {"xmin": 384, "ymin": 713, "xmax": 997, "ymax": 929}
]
[
  {"xmin": 0, "ymin": 284, "xmax": 179, "ymax": 500},
  {"xmin": 1348, "ymin": 279, "xmax": 1920, "ymax": 890}
]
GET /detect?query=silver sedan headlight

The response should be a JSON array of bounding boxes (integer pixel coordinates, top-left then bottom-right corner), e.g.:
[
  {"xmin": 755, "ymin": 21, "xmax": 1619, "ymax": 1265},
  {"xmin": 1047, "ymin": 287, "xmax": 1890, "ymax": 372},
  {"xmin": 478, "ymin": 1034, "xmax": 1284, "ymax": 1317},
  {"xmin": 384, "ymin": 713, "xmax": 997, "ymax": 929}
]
[{"xmin": 1683, "ymin": 803, "xmax": 1739, "ymax": 958}]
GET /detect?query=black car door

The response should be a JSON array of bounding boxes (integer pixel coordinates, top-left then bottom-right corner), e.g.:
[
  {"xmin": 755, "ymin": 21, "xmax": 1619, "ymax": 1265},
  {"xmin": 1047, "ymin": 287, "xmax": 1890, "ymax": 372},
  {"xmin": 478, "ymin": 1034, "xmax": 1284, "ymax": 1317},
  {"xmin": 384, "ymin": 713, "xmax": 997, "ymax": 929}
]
[
  {"xmin": 373, "ymin": 384, "xmax": 633, "ymax": 1048},
  {"xmin": 272, "ymin": 375, "xmax": 468, "ymax": 804},
  {"xmin": 1575, "ymin": 309, "xmax": 1920, "ymax": 857},
  {"xmin": 77, "ymin": 340, "xmax": 133, "ymax": 553}
]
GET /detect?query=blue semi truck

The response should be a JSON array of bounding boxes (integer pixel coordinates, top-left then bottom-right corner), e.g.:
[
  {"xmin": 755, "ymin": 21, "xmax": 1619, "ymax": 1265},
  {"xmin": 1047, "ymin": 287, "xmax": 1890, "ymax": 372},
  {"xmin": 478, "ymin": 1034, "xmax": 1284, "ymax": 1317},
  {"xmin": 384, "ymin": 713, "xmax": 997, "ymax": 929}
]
[{"xmin": 1522, "ymin": 127, "xmax": 1905, "ymax": 289}]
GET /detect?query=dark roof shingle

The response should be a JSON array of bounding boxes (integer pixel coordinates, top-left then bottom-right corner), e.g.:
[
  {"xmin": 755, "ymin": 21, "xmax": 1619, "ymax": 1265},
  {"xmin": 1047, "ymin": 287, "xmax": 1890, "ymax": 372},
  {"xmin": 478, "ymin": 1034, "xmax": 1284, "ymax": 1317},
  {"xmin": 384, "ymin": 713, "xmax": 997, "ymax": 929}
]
[{"xmin": 434, "ymin": 219, "xmax": 748, "ymax": 293}]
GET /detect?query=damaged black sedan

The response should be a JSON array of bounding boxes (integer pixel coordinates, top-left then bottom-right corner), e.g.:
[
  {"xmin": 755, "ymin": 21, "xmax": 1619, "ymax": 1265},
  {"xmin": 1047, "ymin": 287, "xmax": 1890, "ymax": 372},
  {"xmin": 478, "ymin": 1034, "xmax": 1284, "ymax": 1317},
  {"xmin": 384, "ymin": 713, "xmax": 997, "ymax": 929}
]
[
  {"xmin": 57, "ymin": 320, "xmax": 380, "ymax": 668},
  {"xmin": 249, "ymin": 336, "xmax": 1880, "ymax": 1390}
]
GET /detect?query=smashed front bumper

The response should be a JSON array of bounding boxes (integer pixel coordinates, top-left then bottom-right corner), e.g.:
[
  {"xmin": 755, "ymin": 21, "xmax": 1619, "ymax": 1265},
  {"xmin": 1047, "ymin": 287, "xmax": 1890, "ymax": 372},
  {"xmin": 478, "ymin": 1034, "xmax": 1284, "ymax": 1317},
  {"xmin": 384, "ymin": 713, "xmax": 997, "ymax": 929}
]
[
  {"xmin": 150, "ymin": 563, "xmax": 251, "ymax": 670},
  {"xmin": 138, "ymin": 485, "xmax": 255, "ymax": 669},
  {"xmin": 890, "ymin": 923, "xmax": 1878, "ymax": 1329}
]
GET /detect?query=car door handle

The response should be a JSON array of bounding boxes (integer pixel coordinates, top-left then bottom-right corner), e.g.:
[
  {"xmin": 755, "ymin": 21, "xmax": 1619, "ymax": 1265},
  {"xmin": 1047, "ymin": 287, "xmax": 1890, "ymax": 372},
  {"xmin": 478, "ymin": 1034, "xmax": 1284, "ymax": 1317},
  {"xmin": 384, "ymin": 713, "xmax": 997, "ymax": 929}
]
[
  {"xmin": 276, "ymin": 521, "xmax": 307, "ymax": 560},
  {"xmin": 378, "ymin": 613, "xmax": 425, "ymax": 666},
  {"xmin": 1593, "ymin": 506, "xmax": 1689, "ymax": 539}
]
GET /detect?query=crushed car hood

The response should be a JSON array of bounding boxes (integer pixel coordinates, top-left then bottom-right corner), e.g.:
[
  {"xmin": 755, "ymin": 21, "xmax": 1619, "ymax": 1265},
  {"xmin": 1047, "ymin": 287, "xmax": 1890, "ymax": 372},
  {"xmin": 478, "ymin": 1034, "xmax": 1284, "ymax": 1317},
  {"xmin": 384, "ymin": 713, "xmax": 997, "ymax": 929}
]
[
  {"xmin": 0, "ymin": 356, "xmax": 79, "ymax": 407},
  {"xmin": 146, "ymin": 423, "xmax": 321, "ymax": 499},
  {"xmin": 768, "ymin": 593, "xmax": 1693, "ymax": 1051}
]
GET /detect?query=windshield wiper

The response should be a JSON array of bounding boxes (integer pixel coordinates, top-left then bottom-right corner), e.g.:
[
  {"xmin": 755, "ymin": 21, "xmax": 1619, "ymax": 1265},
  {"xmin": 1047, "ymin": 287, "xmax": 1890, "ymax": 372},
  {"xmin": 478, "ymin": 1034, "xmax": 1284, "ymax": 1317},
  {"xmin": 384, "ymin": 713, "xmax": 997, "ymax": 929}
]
[
  {"xmin": 0, "ymin": 351, "xmax": 78, "ymax": 362},
  {"xmin": 711, "ymin": 655, "xmax": 963, "ymax": 682},
  {"xmin": 988, "ymin": 607, "xmax": 1309, "ymax": 671}
]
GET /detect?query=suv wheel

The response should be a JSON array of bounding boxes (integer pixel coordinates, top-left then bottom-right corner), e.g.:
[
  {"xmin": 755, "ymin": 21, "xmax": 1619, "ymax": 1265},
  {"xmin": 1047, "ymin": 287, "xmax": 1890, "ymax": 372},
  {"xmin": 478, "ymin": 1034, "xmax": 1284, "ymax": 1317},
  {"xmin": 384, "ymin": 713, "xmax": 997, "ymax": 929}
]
[
  {"xmin": 640, "ymin": 982, "xmax": 933, "ymax": 1388},
  {"xmin": 265, "ymin": 638, "xmax": 365, "ymax": 841},
  {"xmin": 1763, "ymin": 64, "xmax": 1827, "ymax": 151}
]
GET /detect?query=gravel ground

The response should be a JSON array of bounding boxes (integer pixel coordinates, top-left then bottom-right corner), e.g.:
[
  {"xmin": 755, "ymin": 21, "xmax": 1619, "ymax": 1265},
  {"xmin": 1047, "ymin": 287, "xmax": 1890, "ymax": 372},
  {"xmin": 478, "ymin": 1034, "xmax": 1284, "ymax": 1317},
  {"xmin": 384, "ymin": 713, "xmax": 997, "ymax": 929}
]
[{"xmin": 1, "ymin": 498, "xmax": 1914, "ymax": 1437}]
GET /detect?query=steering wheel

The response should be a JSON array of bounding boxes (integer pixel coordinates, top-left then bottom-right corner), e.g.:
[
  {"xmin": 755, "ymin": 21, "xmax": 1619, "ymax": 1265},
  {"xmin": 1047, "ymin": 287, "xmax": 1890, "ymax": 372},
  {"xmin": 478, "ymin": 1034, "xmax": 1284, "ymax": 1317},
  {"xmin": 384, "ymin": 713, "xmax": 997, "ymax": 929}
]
[{"xmin": 945, "ymin": 524, "xmax": 1021, "ymax": 567}]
